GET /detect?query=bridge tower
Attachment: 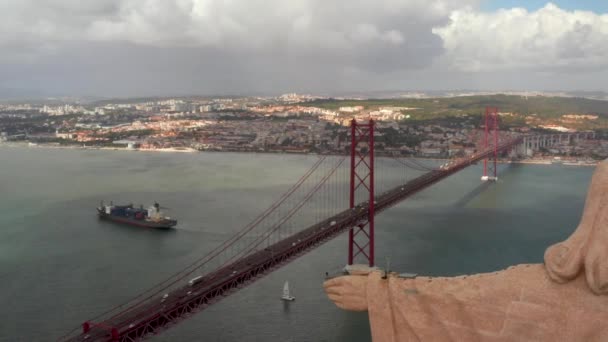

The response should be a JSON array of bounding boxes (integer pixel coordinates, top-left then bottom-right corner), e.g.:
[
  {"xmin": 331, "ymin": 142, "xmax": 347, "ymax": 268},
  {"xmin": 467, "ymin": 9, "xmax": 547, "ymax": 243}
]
[
  {"xmin": 482, "ymin": 107, "xmax": 499, "ymax": 182},
  {"xmin": 348, "ymin": 119, "xmax": 375, "ymax": 267}
]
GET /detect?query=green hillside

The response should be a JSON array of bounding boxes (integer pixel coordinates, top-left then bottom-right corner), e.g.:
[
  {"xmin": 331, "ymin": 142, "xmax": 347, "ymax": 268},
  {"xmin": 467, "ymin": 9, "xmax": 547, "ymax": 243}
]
[{"xmin": 301, "ymin": 95, "xmax": 608, "ymax": 118}]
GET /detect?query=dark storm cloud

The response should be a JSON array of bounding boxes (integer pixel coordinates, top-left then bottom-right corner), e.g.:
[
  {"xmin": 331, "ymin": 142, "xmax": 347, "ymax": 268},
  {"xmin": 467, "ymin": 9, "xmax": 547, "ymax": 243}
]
[
  {"xmin": 0, "ymin": 0, "xmax": 477, "ymax": 95},
  {"xmin": 0, "ymin": 42, "xmax": 360, "ymax": 96}
]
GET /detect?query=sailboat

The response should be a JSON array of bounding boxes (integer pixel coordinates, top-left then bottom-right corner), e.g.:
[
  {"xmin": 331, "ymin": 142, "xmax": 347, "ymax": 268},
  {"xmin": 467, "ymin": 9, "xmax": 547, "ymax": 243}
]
[{"xmin": 281, "ymin": 281, "xmax": 295, "ymax": 301}]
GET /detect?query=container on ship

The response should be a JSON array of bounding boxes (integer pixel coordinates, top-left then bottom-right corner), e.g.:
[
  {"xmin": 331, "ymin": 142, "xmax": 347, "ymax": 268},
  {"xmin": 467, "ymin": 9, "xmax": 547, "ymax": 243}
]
[{"xmin": 97, "ymin": 201, "xmax": 177, "ymax": 229}]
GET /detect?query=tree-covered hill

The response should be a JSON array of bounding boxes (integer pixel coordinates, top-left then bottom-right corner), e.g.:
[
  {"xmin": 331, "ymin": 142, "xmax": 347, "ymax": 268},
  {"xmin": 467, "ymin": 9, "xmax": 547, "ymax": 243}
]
[{"xmin": 301, "ymin": 95, "xmax": 608, "ymax": 118}]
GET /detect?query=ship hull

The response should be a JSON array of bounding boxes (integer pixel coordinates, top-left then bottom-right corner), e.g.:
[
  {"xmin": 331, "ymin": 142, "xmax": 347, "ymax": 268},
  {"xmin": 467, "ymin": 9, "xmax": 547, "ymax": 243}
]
[{"xmin": 97, "ymin": 209, "xmax": 177, "ymax": 229}]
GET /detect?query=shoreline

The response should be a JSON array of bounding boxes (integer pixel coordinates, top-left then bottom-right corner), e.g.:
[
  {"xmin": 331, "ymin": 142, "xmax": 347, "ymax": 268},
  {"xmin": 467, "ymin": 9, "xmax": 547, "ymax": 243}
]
[
  {"xmin": 507, "ymin": 160, "xmax": 597, "ymax": 167},
  {"xmin": 0, "ymin": 142, "xmax": 599, "ymax": 166},
  {"xmin": 1, "ymin": 142, "xmax": 198, "ymax": 153}
]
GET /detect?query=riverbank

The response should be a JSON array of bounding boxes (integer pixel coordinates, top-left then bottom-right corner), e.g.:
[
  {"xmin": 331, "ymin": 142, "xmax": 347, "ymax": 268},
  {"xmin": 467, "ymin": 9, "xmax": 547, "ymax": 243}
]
[
  {"xmin": 506, "ymin": 159, "xmax": 597, "ymax": 167},
  {"xmin": 1, "ymin": 142, "xmax": 198, "ymax": 153},
  {"xmin": 0, "ymin": 142, "xmax": 599, "ymax": 166},
  {"xmin": 0, "ymin": 142, "xmax": 447, "ymax": 161}
]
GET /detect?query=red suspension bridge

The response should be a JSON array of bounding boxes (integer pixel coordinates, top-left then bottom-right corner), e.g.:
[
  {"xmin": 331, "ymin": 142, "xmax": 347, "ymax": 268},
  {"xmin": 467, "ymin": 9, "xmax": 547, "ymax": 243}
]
[{"xmin": 62, "ymin": 107, "xmax": 524, "ymax": 341}]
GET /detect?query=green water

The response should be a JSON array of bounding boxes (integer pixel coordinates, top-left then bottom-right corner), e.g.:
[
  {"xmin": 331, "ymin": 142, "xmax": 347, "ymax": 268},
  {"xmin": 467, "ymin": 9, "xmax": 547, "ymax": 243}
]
[{"xmin": 0, "ymin": 145, "xmax": 594, "ymax": 341}]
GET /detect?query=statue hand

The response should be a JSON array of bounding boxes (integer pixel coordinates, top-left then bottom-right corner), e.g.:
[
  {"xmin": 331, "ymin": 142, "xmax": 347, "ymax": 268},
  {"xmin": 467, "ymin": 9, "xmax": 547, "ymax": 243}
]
[{"xmin": 323, "ymin": 275, "xmax": 368, "ymax": 311}]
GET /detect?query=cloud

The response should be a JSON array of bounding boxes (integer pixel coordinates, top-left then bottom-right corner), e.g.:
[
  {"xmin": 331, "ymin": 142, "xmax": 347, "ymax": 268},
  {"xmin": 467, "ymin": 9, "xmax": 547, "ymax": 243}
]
[
  {"xmin": 0, "ymin": 0, "xmax": 476, "ymax": 72},
  {"xmin": 1, "ymin": 1, "xmax": 607, "ymax": 95},
  {"xmin": 433, "ymin": 3, "xmax": 608, "ymax": 72}
]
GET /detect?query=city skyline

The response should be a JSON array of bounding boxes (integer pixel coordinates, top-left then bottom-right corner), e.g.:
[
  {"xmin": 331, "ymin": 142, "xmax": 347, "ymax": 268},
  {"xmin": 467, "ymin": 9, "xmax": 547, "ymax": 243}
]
[{"xmin": 1, "ymin": 1, "xmax": 607, "ymax": 98}]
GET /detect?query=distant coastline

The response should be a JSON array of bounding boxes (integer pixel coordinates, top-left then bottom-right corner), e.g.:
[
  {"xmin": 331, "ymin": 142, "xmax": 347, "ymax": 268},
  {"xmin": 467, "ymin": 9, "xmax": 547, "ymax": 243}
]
[
  {"xmin": 0, "ymin": 142, "xmax": 599, "ymax": 166},
  {"xmin": 507, "ymin": 159, "xmax": 597, "ymax": 167},
  {"xmin": 1, "ymin": 142, "xmax": 198, "ymax": 153}
]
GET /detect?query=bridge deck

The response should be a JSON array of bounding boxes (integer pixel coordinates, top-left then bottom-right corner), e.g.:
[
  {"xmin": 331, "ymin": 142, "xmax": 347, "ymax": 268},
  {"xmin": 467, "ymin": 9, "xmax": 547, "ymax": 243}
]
[{"xmin": 67, "ymin": 138, "xmax": 522, "ymax": 342}]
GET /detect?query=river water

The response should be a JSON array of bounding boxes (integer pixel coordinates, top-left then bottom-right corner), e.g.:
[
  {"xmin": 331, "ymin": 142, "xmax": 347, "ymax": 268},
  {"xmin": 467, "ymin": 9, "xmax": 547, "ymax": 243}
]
[{"xmin": 0, "ymin": 146, "xmax": 594, "ymax": 341}]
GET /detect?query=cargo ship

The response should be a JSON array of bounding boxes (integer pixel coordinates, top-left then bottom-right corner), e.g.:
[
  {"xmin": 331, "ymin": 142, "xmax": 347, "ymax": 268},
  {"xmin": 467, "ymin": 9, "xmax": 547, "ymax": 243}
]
[{"xmin": 97, "ymin": 202, "xmax": 177, "ymax": 229}]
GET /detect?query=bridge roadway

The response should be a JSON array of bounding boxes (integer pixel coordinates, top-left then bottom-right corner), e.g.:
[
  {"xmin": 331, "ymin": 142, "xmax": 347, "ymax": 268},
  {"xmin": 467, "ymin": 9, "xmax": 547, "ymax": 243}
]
[{"xmin": 68, "ymin": 137, "xmax": 522, "ymax": 342}]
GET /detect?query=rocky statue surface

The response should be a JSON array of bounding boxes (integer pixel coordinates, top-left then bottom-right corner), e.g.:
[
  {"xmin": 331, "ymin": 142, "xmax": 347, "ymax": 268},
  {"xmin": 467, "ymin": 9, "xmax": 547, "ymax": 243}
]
[{"xmin": 324, "ymin": 161, "xmax": 608, "ymax": 341}]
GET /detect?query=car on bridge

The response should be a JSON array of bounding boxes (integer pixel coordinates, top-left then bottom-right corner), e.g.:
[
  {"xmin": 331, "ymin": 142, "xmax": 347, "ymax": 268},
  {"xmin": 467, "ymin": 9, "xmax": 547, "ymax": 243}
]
[{"xmin": 188, "ymin": 276, "xmax": 203, "ymax": 286}]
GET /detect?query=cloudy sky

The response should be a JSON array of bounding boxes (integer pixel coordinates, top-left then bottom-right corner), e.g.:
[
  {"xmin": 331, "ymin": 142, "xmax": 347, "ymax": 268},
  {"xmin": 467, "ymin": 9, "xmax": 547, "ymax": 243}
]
[{"xmin": 0, "ymin": 0, "xmax": 607, "ymax": 97}]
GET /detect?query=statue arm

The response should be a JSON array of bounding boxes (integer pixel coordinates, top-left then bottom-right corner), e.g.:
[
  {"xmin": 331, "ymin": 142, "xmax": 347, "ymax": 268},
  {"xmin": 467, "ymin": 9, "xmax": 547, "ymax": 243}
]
[
  {"xmin": 323, "ymin": 274, "xmax": 369, "ymax": 311},
  {"xmin": 324, "ymin": 272, "xmax": 402, "ymax": 342}
]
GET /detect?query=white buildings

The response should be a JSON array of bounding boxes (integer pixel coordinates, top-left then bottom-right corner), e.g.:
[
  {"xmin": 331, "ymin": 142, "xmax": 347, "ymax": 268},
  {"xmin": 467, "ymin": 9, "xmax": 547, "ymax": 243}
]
[
  {"xmin": 339, "ymin": 106, "xmax": 364, "ymax": 113},
  {"xmin": 41, "ymin": 104, "xmax": 85, "ymax": 116}
]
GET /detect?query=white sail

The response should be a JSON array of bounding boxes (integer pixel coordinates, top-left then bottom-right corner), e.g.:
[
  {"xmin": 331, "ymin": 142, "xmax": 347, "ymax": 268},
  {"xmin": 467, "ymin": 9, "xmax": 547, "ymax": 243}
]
[
  {"xmin": 281, "ymin": 281, "xmax": 295, "ymax": 301},
  {"xmin": 283, "ymin": 281, "xmax": 290, "ymax": 297}
]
